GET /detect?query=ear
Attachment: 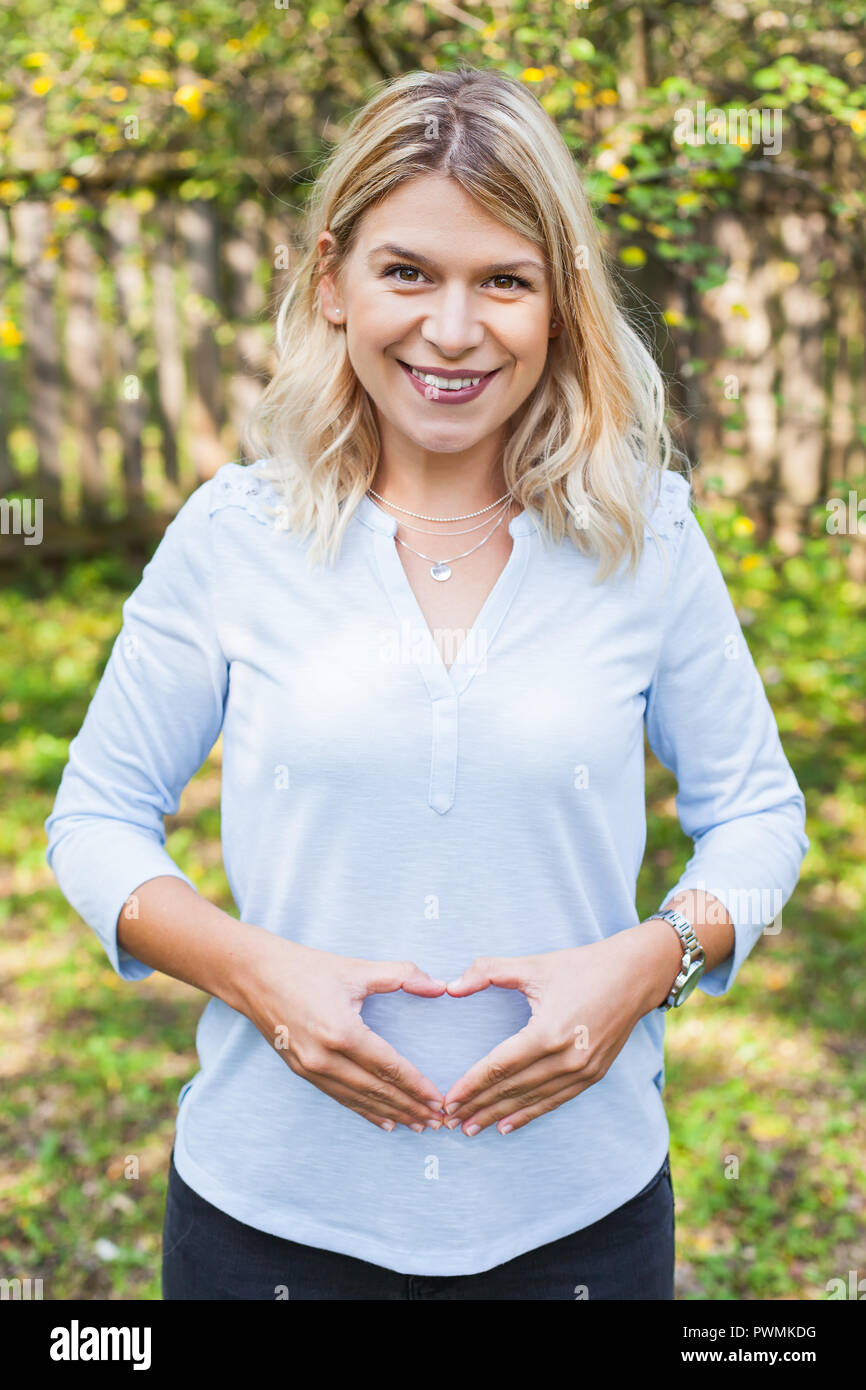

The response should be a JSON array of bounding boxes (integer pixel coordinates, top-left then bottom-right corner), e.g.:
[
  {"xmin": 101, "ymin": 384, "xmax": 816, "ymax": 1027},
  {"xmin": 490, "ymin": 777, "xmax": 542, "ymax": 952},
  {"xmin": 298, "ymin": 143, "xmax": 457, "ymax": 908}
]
[
  {"xmin": 549, "ymin": 317, "xmax": 564, "ymax": 340},
  {"xmin": 316, "ymin": 230, "xmax": 343, "ymax": 325}
]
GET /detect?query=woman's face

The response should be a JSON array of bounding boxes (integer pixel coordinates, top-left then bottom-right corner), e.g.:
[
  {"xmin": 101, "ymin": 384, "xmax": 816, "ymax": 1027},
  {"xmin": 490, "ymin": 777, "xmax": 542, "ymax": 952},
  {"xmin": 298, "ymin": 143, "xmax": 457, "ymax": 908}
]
[{"xmin": 318, "ymin": 173, "xmax": 561, "ymax": 458}]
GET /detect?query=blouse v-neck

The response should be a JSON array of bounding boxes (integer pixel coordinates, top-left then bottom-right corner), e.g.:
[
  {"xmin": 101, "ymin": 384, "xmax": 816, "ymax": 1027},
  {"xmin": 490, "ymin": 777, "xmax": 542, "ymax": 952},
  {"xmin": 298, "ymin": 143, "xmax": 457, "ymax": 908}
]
[
  {"xmin": 355, "ymin": 492, "xmax": 537, "ymax": 815},
  {"xmin": 356, "ymin": 492, "xmax": 536, "ymax": 700}
]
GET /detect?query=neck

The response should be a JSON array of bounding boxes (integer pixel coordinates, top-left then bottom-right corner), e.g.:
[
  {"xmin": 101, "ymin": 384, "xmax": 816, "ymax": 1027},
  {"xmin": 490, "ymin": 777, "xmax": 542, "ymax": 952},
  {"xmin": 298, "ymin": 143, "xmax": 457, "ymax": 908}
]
[{"xmin": 371, "ymin": 418, "xmax": 513, "ymax": 520}]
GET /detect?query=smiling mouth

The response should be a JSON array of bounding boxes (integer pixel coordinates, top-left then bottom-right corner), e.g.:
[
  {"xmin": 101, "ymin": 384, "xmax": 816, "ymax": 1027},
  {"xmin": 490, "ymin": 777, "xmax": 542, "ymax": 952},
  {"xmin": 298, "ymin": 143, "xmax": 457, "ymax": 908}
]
[{"xmin": 397, "ymin": 361, "xmax": 501, "ymax": 391}]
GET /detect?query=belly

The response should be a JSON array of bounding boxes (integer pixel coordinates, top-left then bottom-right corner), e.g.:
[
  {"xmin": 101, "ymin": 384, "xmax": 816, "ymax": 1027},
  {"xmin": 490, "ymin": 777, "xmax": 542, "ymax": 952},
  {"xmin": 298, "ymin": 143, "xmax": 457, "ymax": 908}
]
[{"xmin": 360, "ymin": 986, "xmax": 533, "ymax": 1097}]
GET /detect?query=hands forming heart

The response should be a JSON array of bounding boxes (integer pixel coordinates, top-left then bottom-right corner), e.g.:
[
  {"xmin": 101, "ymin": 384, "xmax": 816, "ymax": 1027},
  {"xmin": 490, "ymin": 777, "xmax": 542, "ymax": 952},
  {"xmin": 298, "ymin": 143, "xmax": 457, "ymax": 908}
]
[{"xmin": 242, "ymin": 925, "xmax": 679, "ymax": 1137}]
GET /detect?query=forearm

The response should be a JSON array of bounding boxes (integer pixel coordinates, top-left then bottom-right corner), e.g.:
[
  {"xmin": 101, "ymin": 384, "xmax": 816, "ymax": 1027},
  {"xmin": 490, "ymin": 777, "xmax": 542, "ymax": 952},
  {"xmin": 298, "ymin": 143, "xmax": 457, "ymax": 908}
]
[
  {"xmin": 116, "ymin": 875, "xmax": 277, "ymax": 1015},
  {"xmin": 626, "ymin": 889, "xmax": 735, "ymax": 1013}
]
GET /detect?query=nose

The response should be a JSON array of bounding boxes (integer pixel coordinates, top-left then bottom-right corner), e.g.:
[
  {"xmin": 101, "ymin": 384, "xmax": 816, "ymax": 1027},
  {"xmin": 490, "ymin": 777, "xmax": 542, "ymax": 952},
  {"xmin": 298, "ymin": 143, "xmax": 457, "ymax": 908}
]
[{"xmin": 419, "ymin": 285, "xmax": 485, "ymax": 358}]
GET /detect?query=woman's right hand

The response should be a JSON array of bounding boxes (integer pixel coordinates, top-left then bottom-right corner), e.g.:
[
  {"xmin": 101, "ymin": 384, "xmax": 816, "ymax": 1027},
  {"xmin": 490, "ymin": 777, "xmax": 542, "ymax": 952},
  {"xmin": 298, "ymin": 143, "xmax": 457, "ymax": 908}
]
[{"xmin": 236, "ymin": 935, "xmax": 448, "ymax": 1132}]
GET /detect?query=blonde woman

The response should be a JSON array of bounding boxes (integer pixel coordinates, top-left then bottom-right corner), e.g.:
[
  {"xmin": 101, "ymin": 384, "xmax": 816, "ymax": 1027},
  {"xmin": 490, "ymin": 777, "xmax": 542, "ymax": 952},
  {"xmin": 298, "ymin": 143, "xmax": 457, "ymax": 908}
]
[{"xmin": 45, "ymin": 66, "xmax": 808, "ymax": 1301}]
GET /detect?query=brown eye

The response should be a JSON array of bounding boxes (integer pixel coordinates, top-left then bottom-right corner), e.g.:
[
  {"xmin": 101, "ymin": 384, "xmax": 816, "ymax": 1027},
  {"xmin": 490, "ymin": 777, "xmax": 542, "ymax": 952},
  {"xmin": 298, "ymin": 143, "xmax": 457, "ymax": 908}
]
[{"xmin": 385, "ymin": 264, "xmax": 424, "ymax": 283}]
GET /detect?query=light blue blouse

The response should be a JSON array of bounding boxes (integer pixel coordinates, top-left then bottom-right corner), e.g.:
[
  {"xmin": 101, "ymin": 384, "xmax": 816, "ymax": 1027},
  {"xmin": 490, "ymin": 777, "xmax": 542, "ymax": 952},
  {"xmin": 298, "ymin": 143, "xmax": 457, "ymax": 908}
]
[{"xmin": 44, "ymin": 458, "xmax": 809, "ymax": 1276}]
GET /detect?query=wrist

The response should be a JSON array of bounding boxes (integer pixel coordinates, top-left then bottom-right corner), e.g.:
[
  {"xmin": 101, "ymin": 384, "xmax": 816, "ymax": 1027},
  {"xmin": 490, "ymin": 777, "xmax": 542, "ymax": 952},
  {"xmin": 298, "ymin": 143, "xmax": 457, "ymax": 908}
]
[
  {"xmin": 626, "ymin": 917, "xmax": 686, "ymax": 1014},
  {"xmin": 213, "ymin": 920, "xmax": 299, "ymax": 1017}
]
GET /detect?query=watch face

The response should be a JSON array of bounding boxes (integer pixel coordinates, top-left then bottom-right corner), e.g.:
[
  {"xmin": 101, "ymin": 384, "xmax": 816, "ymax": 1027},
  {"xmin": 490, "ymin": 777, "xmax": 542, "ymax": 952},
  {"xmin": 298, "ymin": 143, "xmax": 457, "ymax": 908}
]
[{"xmin": 673, "ymin": 962, "xmax": 704, "ymax": 1007}]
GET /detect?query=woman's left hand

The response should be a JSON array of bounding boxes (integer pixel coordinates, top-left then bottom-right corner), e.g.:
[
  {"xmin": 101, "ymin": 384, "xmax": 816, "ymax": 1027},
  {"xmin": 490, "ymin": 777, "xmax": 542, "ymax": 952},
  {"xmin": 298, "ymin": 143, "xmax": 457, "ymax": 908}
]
[{"xmin": 441, "ymin": 927, "xmax": 677, "ymax": 1136}]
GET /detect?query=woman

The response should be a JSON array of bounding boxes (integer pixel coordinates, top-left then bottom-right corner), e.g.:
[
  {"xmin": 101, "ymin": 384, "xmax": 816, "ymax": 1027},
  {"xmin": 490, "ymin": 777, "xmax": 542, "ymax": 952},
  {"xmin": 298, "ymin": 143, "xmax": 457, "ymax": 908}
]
[{"xmin": 44, "ymin": 66, "xmax": 809, "ymax": 1300}]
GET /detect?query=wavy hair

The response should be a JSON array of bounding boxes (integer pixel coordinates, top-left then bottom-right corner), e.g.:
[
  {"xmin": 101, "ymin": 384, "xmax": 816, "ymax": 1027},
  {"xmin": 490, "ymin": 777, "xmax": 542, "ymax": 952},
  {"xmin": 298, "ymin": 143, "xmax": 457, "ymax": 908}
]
[{"xmin": 240, "ymin": 64, "xmax": 691, "ymax": 583}]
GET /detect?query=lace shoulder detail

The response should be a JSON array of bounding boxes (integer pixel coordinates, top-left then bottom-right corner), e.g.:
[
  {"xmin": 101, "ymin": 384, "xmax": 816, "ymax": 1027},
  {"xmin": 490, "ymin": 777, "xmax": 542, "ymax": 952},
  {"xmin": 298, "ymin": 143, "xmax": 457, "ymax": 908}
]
[
  {"xmin": 642, "ymin": 468, "xmax": 693, "ymax": 542},
  {"xmin": 206, "ymin": 460, "xmax": 282, "ymax": 527}
]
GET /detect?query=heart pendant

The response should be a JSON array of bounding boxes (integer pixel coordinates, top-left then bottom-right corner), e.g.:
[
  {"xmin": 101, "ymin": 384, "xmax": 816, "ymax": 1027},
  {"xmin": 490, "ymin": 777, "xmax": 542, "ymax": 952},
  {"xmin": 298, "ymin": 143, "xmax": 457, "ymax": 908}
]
[{"xmin": 430, "ymin": 563, "xmax": 452, "ymax": 582}]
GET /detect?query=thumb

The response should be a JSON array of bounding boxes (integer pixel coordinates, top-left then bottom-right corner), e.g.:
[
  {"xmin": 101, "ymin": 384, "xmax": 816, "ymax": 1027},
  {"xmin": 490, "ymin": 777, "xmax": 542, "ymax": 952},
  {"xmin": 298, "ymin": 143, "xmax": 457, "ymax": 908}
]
[
  {"xmin": 447, "ymin": 955, "xmax": 527, "ymax": 996},
  {"xmin": 360, "ymin": 959, "xmax": 447, "ymax": 998}
]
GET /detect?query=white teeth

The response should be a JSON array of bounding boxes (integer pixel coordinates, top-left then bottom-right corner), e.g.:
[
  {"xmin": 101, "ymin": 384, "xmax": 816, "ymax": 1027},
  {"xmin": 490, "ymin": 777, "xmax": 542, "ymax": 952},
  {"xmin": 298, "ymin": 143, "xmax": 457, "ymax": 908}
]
[{"xmin": 408, "ymin": 367, "xmax": 483, "ymax": 390}]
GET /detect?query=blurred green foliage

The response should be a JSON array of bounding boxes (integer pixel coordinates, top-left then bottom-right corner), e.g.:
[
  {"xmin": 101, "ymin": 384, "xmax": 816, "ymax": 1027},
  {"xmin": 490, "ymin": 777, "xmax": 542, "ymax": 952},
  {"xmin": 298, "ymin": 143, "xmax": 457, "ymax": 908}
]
[{"xmin": 1, "ymin": 0, "xmax": 864, "ymax": 1304}]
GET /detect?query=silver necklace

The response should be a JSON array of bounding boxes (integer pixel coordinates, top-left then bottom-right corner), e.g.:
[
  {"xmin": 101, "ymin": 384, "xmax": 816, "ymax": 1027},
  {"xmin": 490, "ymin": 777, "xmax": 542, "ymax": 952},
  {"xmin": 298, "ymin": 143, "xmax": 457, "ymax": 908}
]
[
  {"xmin": 367, "ymin": 487, "xmax": 511, "ymax": 523},
  {"xmin": 370, "ymin": 496, "xmax": 512, "ymax": 537},
  {"xmin": 392, "ymin": 501, "xmax": 512, "ymax": 581}
]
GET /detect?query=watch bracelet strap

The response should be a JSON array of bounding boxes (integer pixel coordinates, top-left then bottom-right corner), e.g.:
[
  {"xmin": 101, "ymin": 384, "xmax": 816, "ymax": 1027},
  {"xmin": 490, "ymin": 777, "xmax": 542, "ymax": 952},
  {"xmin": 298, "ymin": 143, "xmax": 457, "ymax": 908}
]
[{"xmin": 652, "ymin": 908, "xmax": 705, "ymax": 1010}]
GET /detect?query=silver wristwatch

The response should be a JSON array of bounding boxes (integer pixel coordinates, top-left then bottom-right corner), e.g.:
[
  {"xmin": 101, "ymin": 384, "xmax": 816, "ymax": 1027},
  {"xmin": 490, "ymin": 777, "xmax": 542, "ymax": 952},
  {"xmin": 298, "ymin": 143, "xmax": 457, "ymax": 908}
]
[{"xmin": 652, "ymin": 908, "xmax": 706, "ymax": 1010}]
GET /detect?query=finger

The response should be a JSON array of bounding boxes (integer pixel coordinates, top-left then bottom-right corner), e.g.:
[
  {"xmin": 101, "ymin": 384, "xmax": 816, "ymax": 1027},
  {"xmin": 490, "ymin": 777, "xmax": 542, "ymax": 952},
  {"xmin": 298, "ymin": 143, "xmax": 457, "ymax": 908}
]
[
  {"xmin": 445, "ymin": 1052, "xmax": 571, "ymax": 1122},
  {"xmin": 445, "ymin": 955, "xmax": 528, "ymax": 997},
  {"xmin": 311, "ymin": 1046, "xmax": 445, "ymax": 1125},
  {"xmin": 359, "ymin": 958, "xmax": 448, "ymax": 999},
  {"xmin": 456, "ymin": 1069, "xmax": 594, "ymax": 1133},
  {"xmin": 493, "ymin": 1081, "xmax": 590, "ymax": 1135},
  {"xmin": 442, "ymin": 1020, "xmax": 542, "ymax": 1115},
  {"xmin": 304, "ymin": 1069, "xmax": 444, "ymax": 1132},
  {"xmin": 341, "ymin": 1018, "xmax": 446, "ymax": 1110}
]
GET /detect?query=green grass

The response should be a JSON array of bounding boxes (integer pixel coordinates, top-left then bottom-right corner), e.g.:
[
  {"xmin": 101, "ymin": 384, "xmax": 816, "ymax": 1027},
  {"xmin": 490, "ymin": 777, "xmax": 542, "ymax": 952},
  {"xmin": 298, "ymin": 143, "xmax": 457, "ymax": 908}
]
[{"xmin": 1, "ymin": 495, "xmax": 864, "ymax": 1299}]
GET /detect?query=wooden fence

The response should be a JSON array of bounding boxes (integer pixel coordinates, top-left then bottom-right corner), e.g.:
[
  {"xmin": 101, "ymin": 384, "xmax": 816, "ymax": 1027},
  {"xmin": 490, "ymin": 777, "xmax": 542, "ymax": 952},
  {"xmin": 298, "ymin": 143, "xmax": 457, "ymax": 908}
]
[{"xmin": 1, "ymin": 188, "xmax": 864, "ymax": 564}]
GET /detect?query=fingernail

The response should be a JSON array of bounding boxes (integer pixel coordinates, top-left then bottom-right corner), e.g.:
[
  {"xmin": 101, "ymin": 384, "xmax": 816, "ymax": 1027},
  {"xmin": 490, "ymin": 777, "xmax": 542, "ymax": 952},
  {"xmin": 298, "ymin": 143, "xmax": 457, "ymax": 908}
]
[
  {"xmin": 426, "ymin": 1120, "xmax": 442, "ymax": 1130},
  {"xmin": 380, "ymin": 1120, "xmax": 395, "ymax": 1131},
  {"xmin": 445, "ymin": 1119, "xmax": 460, "ymax": 1130},
  {"xmin": 447, "ymin": 976, "xmax": 463, "ymax": 989},
  {"xmin": 500, "ymin": 1124, "xmax": 513, "ymax": 1135},
  {"xmin": 410, "ymin": 1123, "xmax": 425, "ymax": 1133},
  {"xmin": 428, "ymin": 1100, "xmax": 444, "ymax": 1113},
  {"xmin": 465, "ymin": 1123, "xmax": 480, "ymax": 1136},
  {"xmin": 445, "ymin": 1102, "xmax": 459, "ymax": 1115}
]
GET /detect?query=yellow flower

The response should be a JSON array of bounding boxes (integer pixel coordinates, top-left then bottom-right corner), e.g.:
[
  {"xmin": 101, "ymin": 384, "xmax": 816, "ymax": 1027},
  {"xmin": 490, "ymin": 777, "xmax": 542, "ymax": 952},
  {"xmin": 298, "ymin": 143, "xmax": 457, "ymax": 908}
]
[
  {"xmin": 225, "ymin": 38, "xmax": 243, "ymax": 51},
  {"xmin": 776, "ymin": 260, "xmax": 799, "ymax": 284},
  {"xmin": 174, "ymin": 85, "xmax": 204, "ymax": 119},
  {"xmin": 177, "ymin": 40, "xmax": 199, "ymax": 62},
  {"xmin": 30, "ymin": 77, "xmax": 53, "ymax": 96},
  {"xmin": 596, "ymin": 88, "xmax": 619, "ymax": 105},
  {"xmin": 740, "ymin": 554, "xmax": 762, "ymax": 571},
  {"xmin": 60, "ymin": 176, "xmax": 79, "ymax": 190},
  {"xmin": 521, "ymin": 68, "xmax": 546, "ymax": 82},
  {"xmin": 0, "ymin": 320, "xmax": 23, "ymax": 347},
  {"xmin": 23, "ymin": 52, "xmax": 50, "ymax": 68},
  {"xmin": 605, "ymin": 192, "xmax": 622, "ymax": 203},
  {"xmin": 0, "ymin": 181, "xmax": 21, "ymax": 202},
  {"xmin": 153, "ymin": 28, "xmax": 173, "ymax": 47},
  {"xmin": 108, "ymin": 85, "xmax": 128, "ymax": 101},
  {"xmin": 101, "ymin": 0, "xmax": 125, "ymax": 14},
  {"xmin": 663, "ymin": 309, "xmax": 684, "ymax": 326},
  {"xmin": 609, "ymin": 162, "xmax": 629, "ymax": 180},
  {"xmin": 647, "ymin": 222, "xmax": 673, "ymax": 239},
  {"xmin": 851, "ymin": 110, "xmax": 866, "ymax": 135},
  {"xmin": 731, "ymin": 302, "xmax": 749, "ymax": 318},
  {"xmin": 732, "ymin": 515, "xmax": 755, "ymax": 536},
  {"xmin": 620, "ymin": 246, "xmax": 647, "ymax": 268},
  {"xmin": 843, "ymin": 50, "xmax": 863, "ymax": 67},
  {"xmin": 139, "ymin": 69, "xmax": 171, "ymax": 86},
  {"xmin": 676, "ymin": 191, "xmax": 700, "ymax": 210},
  {"xmin": 575, "ymin": 97, "xmax": 593, "ymax": 110},
  {"xmin": 53, "ymin": 198, "xmax": 77, "ymax": 215},
  {"xmin": 572, "ymin": 81, "xmax": 591, "ymax": 95}
]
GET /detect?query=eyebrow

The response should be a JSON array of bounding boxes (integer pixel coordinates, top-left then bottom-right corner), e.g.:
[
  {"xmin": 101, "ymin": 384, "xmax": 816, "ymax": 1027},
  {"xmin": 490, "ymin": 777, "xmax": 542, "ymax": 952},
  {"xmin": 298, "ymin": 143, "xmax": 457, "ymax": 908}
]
[{"xmin": 366, "ymin": 243, "xmax": 547, "ymax": 277}]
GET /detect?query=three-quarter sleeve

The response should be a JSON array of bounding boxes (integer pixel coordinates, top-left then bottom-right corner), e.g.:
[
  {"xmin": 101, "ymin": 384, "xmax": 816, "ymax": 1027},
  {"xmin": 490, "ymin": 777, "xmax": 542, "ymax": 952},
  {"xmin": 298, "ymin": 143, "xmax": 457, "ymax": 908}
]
[
  {"xmin": 644, "ymin": 502, "xmax": 809, "ymax": 996},
  {"xmin": 44, "ymin": 478, "xmax": 228, "ymax": 981}
]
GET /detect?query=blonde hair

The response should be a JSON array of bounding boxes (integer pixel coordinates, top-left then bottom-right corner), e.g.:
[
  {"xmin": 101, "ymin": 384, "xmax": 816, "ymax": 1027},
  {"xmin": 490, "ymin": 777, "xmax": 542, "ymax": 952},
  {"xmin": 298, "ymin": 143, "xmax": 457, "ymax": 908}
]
[{"xmin": 240, "ymin": 64, "xmax": 691, "ymax": 583}]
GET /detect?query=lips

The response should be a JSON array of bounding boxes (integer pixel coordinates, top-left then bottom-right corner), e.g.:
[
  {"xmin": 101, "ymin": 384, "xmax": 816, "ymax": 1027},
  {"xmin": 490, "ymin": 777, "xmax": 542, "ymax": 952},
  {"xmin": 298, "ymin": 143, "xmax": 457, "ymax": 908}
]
[{"xmin": 396, "ymin": 360, "xmax": 502, "ymax": 403}]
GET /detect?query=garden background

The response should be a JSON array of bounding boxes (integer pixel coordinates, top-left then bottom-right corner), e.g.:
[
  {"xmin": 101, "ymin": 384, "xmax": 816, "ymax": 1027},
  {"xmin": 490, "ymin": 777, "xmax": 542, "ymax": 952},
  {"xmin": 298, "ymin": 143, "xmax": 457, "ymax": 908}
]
[{"xmin": 1, "ymin": 0, "xmax": 864, "ymax": 1300}]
